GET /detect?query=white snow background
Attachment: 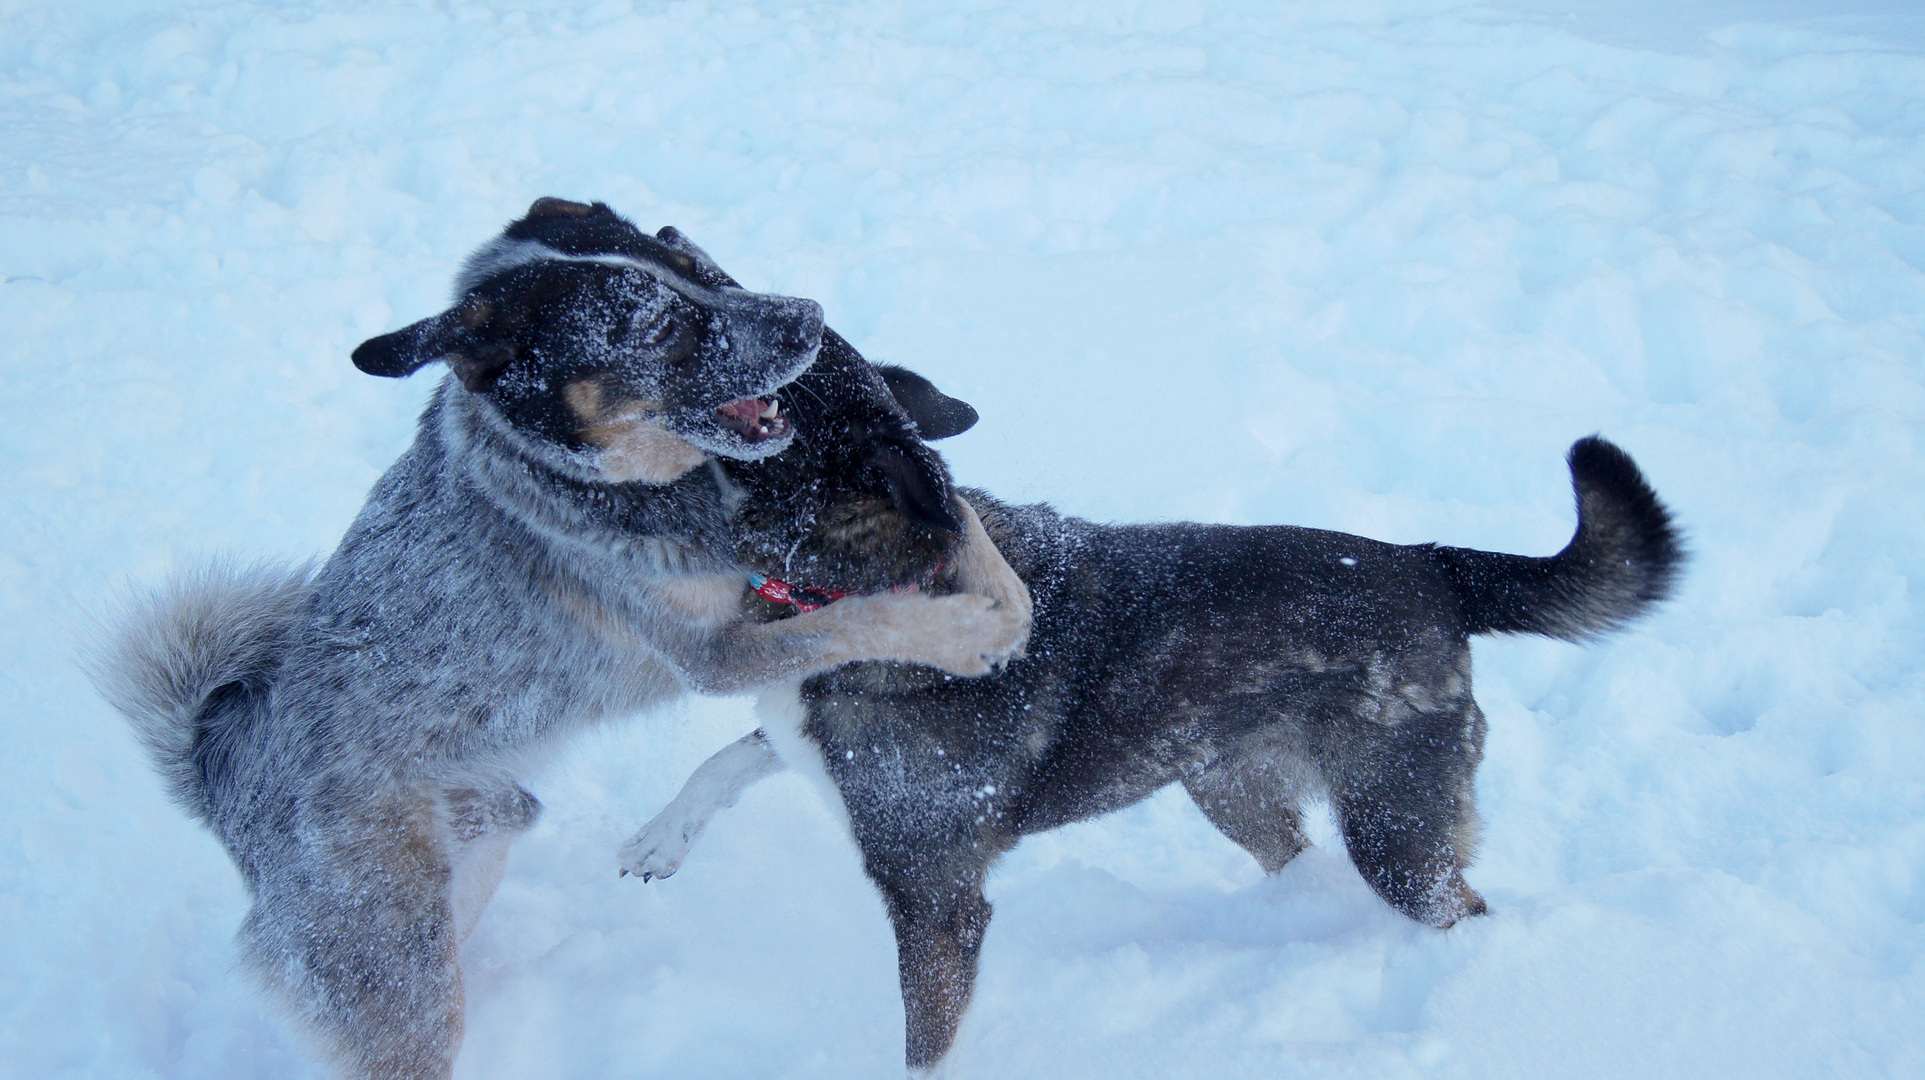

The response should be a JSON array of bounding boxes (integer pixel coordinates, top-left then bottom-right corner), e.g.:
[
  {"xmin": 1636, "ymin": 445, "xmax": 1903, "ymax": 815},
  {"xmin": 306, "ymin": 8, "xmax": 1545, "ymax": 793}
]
[{"xmin": 3, "ymin": 0, "xmax": 1922, "ymax": 1076}]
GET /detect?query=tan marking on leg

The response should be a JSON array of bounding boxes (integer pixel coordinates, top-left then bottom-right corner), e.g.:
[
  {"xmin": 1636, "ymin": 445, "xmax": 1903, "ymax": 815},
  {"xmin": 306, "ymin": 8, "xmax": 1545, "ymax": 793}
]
[
  {"xmin": 652, "ymin": 575, "xmax": 749, "ymax": 626},
  {"xmin": 543, "ymin": 571, "xmax": 741, "ymax": 645},
  {"xmin": 549, "ymin": 567, "xmax": 1020, "ymax": 692},
  {"xmin": 545, "ymin": 574, "xmax": 648, "ymax": 653},
  {"xmin": 441, "ymin": 786, "xmax": 539, "ymax": 943},
  {"xmin": 293, "ymin": 791, "xmax": 466, "ymax": 1079},
  {"xmin": 949, "ymin": 498, "xmax": 1032, "ymax": 655},
  {"xmin": 563, "ymin": 378, "xmax": 705, "ymax": 484},
  {"xmin": 450, "ymin": 836, "xmax": 511, "ymax": 943},
  {"xmin": 1183, "ymin": 755, "xmax": 1312, "ymax": 875},
  {"xmin": 888, "ymin": 889, "xmax": 992, "ymax": 1071}
]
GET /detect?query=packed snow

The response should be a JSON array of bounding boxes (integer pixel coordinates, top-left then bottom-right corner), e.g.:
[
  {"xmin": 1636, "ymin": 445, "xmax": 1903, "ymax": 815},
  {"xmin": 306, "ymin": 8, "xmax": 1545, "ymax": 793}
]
[{"xmin": 3, "ymin": 0, "xmax": 1922, "ymax": 1077}]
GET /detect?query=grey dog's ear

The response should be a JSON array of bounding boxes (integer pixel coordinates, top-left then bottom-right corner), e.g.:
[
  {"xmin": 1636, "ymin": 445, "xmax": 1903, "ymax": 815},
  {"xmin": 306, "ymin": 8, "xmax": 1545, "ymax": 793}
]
[
  {"xmin": 654, "ymin": 227, "xmax": 741, "ymax": 290},
  {"xmin": 877, "ymin": 364, "xmax": 979, "ymax": 440},
  {"xmin": 351, "ymin": 296, "xmax": 518, "ymax": 392},
  {"xmin": 352, "ymin": 310, "xmax": 459, "ymax": 378}
]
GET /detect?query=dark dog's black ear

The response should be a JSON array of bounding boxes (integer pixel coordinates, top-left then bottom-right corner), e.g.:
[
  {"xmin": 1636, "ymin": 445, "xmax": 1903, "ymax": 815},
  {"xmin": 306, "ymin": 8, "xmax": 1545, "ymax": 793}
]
[
  {"xmin": 655, "ymin": 227, "xmax": 742, "ymax": 290},
  {"xmin": 867, "ymin": 440, "xmax": 962, "ymax": 533},
  {"xmin": 351, "ymin": 297, "xmax": 518, "ymax": 392},
  {"xmin": 526, "ymin": 196, "xmax": 600, "ymax": 219},
  {"xmin": 877, "ymin": 364, "xmax": 978, "ymax": 440}
]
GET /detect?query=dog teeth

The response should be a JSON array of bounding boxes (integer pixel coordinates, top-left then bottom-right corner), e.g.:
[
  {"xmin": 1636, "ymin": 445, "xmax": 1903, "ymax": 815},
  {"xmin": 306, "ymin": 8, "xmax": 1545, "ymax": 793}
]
[{"xmin": 759, "ymin": 399, "xmax": 781, "ymax": 419}]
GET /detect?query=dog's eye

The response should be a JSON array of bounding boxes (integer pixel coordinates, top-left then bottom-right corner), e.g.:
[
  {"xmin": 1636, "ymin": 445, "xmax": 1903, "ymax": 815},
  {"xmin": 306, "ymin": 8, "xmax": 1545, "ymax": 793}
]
[
  {"xmin": 638, "ymin": 313, "xmax": 678, "ymax": 347},
  {"xmin": 666, "ymin": 334, "xmax": 701, "ymax": 371}
]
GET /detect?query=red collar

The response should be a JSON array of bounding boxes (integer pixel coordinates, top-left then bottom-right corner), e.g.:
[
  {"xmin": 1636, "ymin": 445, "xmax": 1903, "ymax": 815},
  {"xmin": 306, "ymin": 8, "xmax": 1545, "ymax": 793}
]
[
  {"xmin": 747, "ymin": 572, "xmax": 847, "ymax": 613},
  {"xmin": 748, "ymin": 559, "xmax": 946, "ymax": 614}
]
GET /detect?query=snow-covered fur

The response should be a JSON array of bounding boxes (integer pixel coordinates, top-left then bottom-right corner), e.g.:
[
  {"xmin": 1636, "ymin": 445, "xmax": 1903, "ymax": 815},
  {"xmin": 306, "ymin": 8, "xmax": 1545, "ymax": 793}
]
[
  {"xmin": 84, "ymin": 198, "xmax": 1029, "ymax": 1080},
  {"xmin": 629, "ymin": 394, "xmax": 1684, "ymax": 1071},
  {"xmin": 84, "ymin": 559, "xmax": 314, "ymax": 823},
  {"xmin": 1432, "ymin": 437, "xmax": 1683, "ymax": 641}
]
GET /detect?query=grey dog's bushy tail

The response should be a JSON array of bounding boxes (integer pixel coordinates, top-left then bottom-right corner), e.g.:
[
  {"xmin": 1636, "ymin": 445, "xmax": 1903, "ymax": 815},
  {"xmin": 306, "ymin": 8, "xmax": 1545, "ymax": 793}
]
[
  {"xmin": 1428, "ymin": 437, "xmax": 1684, "ymax": 642},
  {"xmin": 82, "ymin": 559, "xmax": 313, "ymax": 824}
]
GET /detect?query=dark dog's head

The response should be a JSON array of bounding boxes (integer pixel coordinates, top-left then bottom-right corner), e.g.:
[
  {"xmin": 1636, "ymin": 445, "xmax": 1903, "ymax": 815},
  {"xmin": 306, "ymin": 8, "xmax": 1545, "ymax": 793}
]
[
  {"xmin": 351, "ymin": 198, "xmax": 825, "ymax": 482},
  {"xmin": 722, "ymin": 330, "xmax": 981, "ymax": 592},
  {"xmin": 646, "ymin": 229, "xmax": 982, "ymax": 592}
]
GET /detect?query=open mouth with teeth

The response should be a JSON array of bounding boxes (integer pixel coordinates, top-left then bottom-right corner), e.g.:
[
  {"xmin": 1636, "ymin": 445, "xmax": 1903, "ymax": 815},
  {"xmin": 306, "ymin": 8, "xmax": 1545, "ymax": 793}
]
[{"xmin": 715, "ymin": 396, "xmax": 789, "ymax": 443}]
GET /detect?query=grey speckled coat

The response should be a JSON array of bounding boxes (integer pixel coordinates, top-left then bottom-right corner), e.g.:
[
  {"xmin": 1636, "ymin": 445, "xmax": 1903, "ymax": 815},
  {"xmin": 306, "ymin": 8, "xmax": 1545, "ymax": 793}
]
[{"xmin": 85, "ymin": 200, "xmax": 1029, "ymax": 1080}]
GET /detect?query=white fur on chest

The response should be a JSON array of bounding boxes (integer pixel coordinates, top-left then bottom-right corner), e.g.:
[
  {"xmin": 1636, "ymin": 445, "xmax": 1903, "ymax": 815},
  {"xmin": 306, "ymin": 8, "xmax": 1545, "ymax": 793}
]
[{"xmin": 754, "ymin": 687, "xmax": 855, "ymax": 842}]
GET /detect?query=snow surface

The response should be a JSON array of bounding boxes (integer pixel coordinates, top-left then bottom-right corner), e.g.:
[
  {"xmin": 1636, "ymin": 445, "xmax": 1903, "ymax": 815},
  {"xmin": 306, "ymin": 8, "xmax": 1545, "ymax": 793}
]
[{"xmin": 4, "ymin": 0, "xmax": 1922, "ymax": 1077}]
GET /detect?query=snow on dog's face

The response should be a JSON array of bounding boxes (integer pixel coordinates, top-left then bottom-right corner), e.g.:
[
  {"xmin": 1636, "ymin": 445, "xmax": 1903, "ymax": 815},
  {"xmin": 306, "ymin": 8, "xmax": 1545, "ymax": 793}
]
[
  {"xmin": 722, "ymin": 330, "xmax": 978, "ymax": 592},
  {"xmin": 352, "ymin": 198, "xmax": 824, "ymax": 481},
  {"xmin": 615, "ymin": 229, "xmax": 984, "ymax": 592}
]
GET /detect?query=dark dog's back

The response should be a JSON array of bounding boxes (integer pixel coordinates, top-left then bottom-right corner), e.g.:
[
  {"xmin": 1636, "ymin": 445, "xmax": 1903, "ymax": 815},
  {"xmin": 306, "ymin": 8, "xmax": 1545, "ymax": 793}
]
[{"xmin": 812, "ymin": 436, "xmax": 1678, "ymax": 838}]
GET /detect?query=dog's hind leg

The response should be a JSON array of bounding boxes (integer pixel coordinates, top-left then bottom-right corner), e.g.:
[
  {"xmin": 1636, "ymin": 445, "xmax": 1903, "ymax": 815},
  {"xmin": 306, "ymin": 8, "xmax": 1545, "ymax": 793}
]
[
  {"xmin": 241, "ymin": 793, "xmax": 470, "ymax": 1080},
  {"xmin": 1182, "ymin": 746, "xmax": 1312, "ymax": 874},
  {"xmin": 619, "ymin": 729, "xmax": 785, "ymax": 881},
  {"xmin": 1328, "ymin": 701, "xmax": 1488, "ymax": 929}
]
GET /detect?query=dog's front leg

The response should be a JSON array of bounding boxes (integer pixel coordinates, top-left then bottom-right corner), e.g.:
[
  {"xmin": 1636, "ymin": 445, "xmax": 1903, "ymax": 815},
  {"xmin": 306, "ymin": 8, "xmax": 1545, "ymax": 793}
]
[
  {"xmin": 670, "ymin": 589, "xmax": 1026, "ymax": 692},
  {"xmin": 950, "ymin": 497, "xmax": 1031, "ymax": 656},
  {"xmin": 619, "ymin": 729, "xmax": 785, "ymax": 881},
  {"xmin": 878, "ymin": 878, "xmax": 993, "ymax": 1075},
  {"xmin": 444, "ymin": 782, "xmax": 543, "ymax": 941}
]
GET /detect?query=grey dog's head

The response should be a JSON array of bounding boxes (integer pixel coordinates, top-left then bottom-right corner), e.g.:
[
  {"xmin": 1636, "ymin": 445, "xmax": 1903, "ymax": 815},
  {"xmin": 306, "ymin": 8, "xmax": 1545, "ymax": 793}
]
[{"xmin": 351, "ymin": 198, "xmax": 825, "ymax": 478}]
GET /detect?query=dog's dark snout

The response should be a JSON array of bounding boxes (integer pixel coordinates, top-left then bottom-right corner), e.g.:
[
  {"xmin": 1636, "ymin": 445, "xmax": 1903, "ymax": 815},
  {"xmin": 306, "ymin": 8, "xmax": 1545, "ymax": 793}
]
[
  {"xmin": 781, "ymin": 299, "xmax": 825, "ymax": 353},
  {"xmin": 726, "ymin": 293, "xmax": 824, "ymax": 364},
  {"xmin": 781, "ymin": 321, "xmax": 816, "ymax": 352}
]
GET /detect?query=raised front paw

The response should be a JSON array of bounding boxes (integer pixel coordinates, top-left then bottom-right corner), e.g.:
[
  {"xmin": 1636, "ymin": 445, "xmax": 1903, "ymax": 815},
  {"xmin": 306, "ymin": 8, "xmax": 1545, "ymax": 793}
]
[
  {"xmin": 952, "ymin": 497, "xmax": 1033, "ymax": 656},
  {"xmin": 617, "ymin": 813, "xmax": 694, "ymax": 882},
  {"xmin": 912, "ymin": 592, "xmax": 1028, "ymax": 677}
]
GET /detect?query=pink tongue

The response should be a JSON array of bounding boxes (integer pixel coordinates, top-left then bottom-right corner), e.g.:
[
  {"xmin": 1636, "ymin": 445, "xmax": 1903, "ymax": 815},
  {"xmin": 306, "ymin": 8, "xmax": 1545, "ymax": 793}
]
[{"xmin": 716, "ymin": 398, "xmax": 766, "ymax": 423}]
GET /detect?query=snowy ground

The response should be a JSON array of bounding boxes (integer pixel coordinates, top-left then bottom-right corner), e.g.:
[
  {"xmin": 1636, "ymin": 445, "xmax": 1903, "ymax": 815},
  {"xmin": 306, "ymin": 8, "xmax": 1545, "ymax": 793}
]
[{"xmin": 3, "ymin": 0, "xmax": 1922, "ymax": 1077}]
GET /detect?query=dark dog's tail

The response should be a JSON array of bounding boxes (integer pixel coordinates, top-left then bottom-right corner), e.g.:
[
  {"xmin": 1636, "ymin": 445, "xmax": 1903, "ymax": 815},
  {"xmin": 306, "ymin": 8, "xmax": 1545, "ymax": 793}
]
[
  {"xmin": 82, "ymin": 559, "xmax": 313, "ymax": 825},
  {"xmin": 1428, "ymin": 437, "xmax": 1684, "ymax": 642}
]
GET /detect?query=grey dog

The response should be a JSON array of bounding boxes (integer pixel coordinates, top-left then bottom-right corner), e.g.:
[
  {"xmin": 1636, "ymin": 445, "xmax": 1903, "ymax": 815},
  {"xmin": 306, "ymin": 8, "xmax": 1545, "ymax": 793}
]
[
  {"xmin": 86, "ymin": 199, "xmax": 1028, "ymax": 1080},
  {"xmin": 628, "ymin": 357, "xmax": 1684, "ymax": 1070}
]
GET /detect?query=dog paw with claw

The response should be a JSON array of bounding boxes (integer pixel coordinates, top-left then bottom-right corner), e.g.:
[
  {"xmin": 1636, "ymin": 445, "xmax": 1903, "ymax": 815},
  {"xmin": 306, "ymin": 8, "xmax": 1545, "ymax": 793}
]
[
  {"xmin": 849, "ymin": 592, "xmax": 1027, "ymax": 677},
  {"xmin": 619, "ymin": 730, "xmax": 782, "ymax": 882},
  {"xmin": 952, "ymin": 497, "xmax": 1033, "ymax": 659},
  {"xmin": 939, "ymin": 592, "xmax": 1029, "ymax": 675},
  {"xmin": 617, "ymin": 812, "xmax": 694, "ymax": 882}
]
